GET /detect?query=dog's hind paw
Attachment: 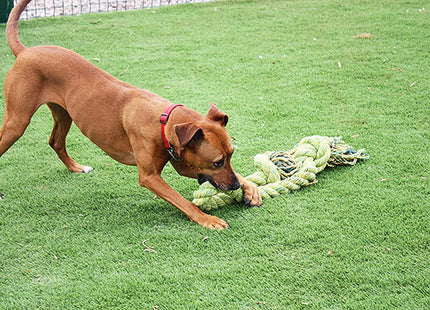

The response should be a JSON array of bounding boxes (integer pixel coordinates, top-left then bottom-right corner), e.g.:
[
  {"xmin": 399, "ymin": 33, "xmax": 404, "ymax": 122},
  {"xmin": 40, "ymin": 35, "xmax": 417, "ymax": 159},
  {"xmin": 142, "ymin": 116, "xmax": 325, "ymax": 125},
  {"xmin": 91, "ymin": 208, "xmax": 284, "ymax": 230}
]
[{"xmin": 81, "ymin": 166, "xmax": 94, "ymax": 173}]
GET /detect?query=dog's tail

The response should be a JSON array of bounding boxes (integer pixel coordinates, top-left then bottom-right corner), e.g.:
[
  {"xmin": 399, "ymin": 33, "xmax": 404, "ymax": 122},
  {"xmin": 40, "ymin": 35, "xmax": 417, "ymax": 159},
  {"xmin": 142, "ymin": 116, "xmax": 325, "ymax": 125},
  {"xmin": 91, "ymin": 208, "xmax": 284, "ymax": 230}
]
[{"xmin": 6, "ymin": 0, "xmax": 32, "ymax": 57}]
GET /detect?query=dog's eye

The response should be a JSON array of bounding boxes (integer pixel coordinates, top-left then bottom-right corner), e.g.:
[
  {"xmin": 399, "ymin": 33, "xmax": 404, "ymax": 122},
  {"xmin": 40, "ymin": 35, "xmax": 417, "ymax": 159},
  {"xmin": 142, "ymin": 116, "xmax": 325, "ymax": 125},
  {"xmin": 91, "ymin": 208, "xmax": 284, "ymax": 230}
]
[{"xmin": 213, "ymin": 159, "xmax": 225, "ymax": 168}]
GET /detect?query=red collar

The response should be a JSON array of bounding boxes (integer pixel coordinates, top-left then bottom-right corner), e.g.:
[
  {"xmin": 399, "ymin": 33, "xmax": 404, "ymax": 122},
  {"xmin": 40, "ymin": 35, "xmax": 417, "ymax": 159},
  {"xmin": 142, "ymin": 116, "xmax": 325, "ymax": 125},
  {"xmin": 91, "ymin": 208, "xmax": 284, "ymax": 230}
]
[{"xmin": 160, "ymin": 104, "xmax": 183, "ymax": 161}]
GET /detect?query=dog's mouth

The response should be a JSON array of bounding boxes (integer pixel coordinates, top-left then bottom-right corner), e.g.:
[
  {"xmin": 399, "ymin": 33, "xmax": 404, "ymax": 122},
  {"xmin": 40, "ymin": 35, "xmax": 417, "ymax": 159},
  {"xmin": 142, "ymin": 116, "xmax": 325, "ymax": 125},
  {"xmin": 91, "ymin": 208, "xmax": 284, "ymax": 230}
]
[{"xmin": 197, "ymin": 174, "xmax": 240, "ymax": 191}]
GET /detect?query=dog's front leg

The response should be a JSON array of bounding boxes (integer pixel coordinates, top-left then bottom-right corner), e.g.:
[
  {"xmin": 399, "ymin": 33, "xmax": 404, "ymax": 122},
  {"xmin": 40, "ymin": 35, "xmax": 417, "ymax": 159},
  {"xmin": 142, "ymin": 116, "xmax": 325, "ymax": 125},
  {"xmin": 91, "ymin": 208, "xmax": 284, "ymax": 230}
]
[{"xmin": 139, "ymin": 172, "xmax": 230, "ymax": 230}]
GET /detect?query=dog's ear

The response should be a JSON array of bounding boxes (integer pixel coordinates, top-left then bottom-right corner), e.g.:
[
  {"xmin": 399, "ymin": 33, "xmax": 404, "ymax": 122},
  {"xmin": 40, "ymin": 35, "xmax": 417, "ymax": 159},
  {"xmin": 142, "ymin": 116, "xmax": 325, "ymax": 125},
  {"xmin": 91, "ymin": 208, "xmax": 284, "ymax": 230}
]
[
  {"xmin": 205, "ymin": 103, "xmax": 229, "ymax": 127},
  {"xmin": 174, "ymin": 123, "xmax": 204, "ymax": 149}
]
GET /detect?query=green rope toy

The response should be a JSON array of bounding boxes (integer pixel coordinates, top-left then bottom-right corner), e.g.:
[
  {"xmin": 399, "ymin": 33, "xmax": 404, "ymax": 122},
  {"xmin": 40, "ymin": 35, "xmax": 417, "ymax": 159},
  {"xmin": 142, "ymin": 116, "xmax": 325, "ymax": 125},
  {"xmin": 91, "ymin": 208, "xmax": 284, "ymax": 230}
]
[{"xmin": 193, "ymin": 135, "xmax": 369, "ymax": 211}]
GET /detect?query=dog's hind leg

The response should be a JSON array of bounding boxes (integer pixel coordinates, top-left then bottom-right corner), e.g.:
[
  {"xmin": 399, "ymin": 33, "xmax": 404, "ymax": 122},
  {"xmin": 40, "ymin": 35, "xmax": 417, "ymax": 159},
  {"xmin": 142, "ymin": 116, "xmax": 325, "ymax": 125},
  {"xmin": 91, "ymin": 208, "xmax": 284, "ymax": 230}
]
[
  {"xmin": 0, "ymin": 111, "xmax": 31, "ymax": 158},
  {"xmin": 47, "ymin": 103, "xmax": 93, "ymax": 173},
  {"xmin": 1, "ymin": 69, "xmax": 44, "ymax": 158}
]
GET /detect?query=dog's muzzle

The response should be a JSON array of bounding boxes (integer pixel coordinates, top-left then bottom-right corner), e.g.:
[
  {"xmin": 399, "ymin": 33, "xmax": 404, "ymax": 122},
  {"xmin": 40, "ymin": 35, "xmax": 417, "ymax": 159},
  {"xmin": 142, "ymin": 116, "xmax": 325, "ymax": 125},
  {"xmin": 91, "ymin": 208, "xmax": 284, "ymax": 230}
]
[{"xmin": 198, "ymin": 174, "xmax": 240, "ymax": 191}]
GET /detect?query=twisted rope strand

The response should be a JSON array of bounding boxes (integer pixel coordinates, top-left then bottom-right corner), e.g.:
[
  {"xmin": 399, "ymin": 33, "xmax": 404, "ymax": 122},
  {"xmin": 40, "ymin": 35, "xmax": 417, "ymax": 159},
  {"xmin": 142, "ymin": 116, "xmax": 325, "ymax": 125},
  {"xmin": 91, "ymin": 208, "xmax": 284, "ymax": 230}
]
[{"xmin": 193, "ymin": 136, "xmax": 369, "ymax": 211}]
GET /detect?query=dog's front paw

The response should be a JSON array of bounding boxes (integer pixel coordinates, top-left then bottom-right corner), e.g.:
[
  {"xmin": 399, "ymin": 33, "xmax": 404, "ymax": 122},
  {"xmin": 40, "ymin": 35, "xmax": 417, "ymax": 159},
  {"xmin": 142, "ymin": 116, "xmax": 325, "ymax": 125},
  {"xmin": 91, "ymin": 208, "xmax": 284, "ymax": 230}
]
[
  {"xmin": 242, "ymin": 180, "xmax": 263, "ymax": 207},
  {"xmin": 195, "ymin": 214, "xmax": 230, "ymax": 230}
]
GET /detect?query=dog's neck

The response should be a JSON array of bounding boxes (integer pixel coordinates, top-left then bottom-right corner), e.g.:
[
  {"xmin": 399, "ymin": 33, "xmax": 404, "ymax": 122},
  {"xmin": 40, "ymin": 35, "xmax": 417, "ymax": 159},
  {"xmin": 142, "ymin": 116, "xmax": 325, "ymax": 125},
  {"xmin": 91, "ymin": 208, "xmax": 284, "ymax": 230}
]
[
  {"xmin": 160, "ymin": 104, "xmax": 183, "ymax": 161},
  {"xmin": 163, "ymin": 105, "xmax": 204, "ymax": 161}
]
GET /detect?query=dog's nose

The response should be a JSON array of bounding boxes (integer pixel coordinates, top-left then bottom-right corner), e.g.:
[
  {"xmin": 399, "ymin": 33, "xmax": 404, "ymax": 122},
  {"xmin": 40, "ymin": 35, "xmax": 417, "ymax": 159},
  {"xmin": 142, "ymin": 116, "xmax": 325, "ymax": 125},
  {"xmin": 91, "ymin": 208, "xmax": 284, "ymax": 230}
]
[
  {"xmin": 229, "ymin": 175, "xmax": 241, "ymax": 190},
  {"xmin": 197, "ymin": 174, "xmax": 209, "ymax": 185}
]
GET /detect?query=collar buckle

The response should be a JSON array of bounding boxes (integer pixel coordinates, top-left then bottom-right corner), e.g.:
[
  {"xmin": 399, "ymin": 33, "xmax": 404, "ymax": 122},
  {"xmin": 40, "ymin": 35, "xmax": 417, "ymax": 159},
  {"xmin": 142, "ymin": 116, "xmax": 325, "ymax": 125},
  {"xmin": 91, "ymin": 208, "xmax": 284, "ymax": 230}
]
[
  {"xmin": 160, "ymin": 113, "xmax": 169, "ymax": 124},
  {"xmin": 167, "ymin": 146, "xmax": 183, "ymax": 161}
]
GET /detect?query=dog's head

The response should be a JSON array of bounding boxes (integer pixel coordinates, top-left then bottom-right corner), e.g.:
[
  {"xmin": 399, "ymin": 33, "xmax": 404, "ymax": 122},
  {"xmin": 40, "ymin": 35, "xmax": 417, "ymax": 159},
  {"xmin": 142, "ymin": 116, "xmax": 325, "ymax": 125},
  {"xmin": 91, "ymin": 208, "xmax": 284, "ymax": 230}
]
[{"xmin": 173, "ymin": 103, "xmax": 240, "ymax": 191}]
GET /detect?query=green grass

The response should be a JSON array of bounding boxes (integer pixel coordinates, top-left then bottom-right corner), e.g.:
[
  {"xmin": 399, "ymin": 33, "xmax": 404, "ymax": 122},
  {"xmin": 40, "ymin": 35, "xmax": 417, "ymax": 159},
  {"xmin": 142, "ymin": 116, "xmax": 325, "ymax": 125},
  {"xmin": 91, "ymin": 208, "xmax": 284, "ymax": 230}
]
[{"xmin": 0, "ymin": 0, "xmax": 429, "ymax": 308}]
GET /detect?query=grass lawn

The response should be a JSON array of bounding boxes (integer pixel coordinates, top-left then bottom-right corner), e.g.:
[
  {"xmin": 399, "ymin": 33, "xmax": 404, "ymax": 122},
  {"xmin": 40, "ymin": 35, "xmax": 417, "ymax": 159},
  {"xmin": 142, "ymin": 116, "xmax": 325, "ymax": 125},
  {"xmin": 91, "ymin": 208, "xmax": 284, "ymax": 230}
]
[{"xmin": 0, "ymin": 0, "xmax": 429, "ymax": 308}]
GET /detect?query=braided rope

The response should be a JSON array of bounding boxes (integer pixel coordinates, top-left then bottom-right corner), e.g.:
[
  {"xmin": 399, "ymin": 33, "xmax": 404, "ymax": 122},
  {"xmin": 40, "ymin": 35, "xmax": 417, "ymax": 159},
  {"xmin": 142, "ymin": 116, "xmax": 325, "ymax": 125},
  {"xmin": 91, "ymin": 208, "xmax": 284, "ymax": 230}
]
[{"xmin": 193, "ymin": 136, "xmax": 369, "ymax": 211}]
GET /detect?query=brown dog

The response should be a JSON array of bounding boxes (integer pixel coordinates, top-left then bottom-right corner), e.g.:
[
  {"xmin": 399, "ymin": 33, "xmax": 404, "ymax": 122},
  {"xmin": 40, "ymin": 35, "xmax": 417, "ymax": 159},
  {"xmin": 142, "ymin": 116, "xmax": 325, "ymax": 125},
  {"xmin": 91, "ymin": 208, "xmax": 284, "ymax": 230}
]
[{"xmin": 1, "ymin": 0, "xmax": 262, "ymax": 229}]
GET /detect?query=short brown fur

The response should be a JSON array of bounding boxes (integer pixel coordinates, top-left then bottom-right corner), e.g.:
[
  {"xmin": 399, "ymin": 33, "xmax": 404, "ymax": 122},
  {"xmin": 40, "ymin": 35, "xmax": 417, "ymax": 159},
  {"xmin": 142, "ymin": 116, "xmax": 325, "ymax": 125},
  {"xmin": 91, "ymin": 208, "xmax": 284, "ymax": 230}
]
[{"xmin": 1, "ymin": 0, "xmax": 262, "ymax": 229}]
